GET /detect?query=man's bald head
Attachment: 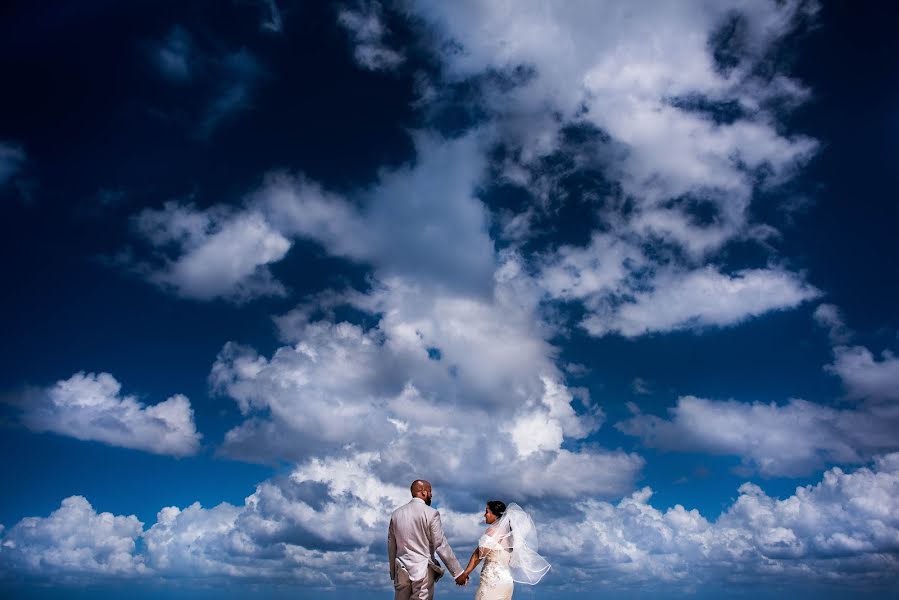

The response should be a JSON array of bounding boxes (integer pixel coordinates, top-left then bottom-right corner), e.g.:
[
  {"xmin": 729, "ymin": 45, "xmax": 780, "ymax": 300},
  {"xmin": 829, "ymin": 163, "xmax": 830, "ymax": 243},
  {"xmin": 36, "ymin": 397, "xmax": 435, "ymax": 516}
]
[{"xmin": 410, "ymin": 480, "xmax": 433, "ymax": 505}]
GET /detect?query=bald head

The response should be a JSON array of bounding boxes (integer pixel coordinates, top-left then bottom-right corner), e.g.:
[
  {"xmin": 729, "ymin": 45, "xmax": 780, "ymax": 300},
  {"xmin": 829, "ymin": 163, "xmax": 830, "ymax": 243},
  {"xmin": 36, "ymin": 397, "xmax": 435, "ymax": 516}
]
[{"xmin": 410, "ymin": 480, "xmax": 433, "ymax": 505}]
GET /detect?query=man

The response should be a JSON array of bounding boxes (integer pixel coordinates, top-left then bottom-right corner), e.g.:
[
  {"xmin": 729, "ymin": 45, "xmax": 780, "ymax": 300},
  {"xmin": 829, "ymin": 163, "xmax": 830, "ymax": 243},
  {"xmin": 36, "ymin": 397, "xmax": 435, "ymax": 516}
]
[{"xmin": 388, "ymin": 480, "xmax": 468, "ymax": 599}]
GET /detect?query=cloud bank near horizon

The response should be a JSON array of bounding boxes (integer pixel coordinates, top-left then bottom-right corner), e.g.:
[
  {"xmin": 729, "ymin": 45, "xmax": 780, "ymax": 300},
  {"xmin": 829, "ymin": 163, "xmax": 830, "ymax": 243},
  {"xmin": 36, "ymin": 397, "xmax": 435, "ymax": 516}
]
[{"xmin": 3, "ymin": 454, "xmax": 898, "ymax": 590}]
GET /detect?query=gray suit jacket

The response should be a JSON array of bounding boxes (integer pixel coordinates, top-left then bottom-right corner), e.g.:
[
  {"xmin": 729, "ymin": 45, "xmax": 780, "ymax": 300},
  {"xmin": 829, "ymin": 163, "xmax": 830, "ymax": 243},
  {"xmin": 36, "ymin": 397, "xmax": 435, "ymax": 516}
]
[{"xmin": 388, "ymin": 498, "xmax": 462, "ymax": 582}]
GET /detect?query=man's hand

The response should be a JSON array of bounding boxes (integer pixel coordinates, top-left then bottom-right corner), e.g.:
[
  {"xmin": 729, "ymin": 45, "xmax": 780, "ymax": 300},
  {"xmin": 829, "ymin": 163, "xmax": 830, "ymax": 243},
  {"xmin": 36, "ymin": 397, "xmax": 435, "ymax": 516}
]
[{"xmin": 455, "ymin": 572, "xmax": 469, "ymax": 586}]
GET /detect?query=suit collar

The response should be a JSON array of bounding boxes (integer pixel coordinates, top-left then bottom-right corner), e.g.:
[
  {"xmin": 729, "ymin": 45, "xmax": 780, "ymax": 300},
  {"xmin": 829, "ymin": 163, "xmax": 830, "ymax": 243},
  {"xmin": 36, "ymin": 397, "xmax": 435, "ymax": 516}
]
[{"xmin": 411, "ymin": 498, "xmax": 425, "ymax": 504}]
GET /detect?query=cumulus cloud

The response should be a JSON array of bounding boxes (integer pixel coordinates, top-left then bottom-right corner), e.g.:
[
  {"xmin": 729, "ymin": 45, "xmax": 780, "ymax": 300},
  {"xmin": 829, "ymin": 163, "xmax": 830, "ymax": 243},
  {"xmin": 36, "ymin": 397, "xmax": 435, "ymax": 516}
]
[
  {"xmin": 0, "ymin": 496, "xmax": 146, "ymax": 577},
  {"xmin": 538, "ymin": 233, "xmax": 643, "ymax": 303},
  {"xmin": 5, "ymin": 455, "xmax": 899, "ymax": 589},
  {"xmin": 130, "ymin": 201, "xmax": 291, "ymax": 302},
  {"xmin": 583, "ymin": 266, "xmax": 819, "ymax": 337},
  {"xmin": 143, "ymin": 501, "xmax": 245, "ymax": 577},
  {"xmin": 124, "ymin": 132, "xmax": 492, "ymax": 302},
  {"xmin": 395, "ymin": 0, "xmax": 822, "ymax": 341},
  {"xmin": 131, "ymin": 2, "xmax": 822, "ymax": 320},
  {"xmin": 546, "ymin": 454, "xmax": 899, "ymax": 588},
  {"xmin": 337, "ymin": 1, "xmax": 405, "ymax": 71},
  {"xmin": 618, "ymin": 395, "xmax": 899, "ymax": 477},
  {"xmin": 186, "ymin": 131, "xmax": 634, "ymax": 499},
  {"xmin": 615, "ymin": 306, "xmax": 898, "ymax": 477},
  {"xmin": 143, "ymin": 450, "xmax": 633, "ymax": 583},
  {"xmin": 17, "ymin": 371, "xmax": 201, "ymax": 457},
  {"xmin": 149, "ymin": 138, "xmax": 570, "ymax": 484},
  {"xmin": 811, "ymin": 304, "xmax": 898, "ymax": 403},
  {"xmin": 134, "ymin": 2, "xmax": 817, "ymax": 337},
  {"xmin": 140, "ymin": 454, "xmax": 429, "ymax": 587},
  {"xmin": 408, "ymin": 0, "xmax": 817, "ymax": 253},
  {"xmin": 255, "ymin": 132, "xmax": 496, "ymax": 293},
  {"xmin": 539, "ymin": 235, "xmax": 818, "ymax": 337},
  {"xmin": 827, "ymin": 345, "xmax": 899, "ymax": 403},
  {"xmin": 212, "ymin": 256, "xmax": 633, "ymax": 501}
]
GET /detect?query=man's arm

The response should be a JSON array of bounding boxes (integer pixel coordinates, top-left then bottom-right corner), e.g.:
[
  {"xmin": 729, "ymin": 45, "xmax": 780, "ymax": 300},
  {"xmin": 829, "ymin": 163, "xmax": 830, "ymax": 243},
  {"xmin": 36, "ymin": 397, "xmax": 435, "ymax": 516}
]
[
  {"xmin": 388, "ymin": 517, "xmax": 397, "ymax": 581},
  {"xmin": 429, "ymin": 511, "xmax": 462, "ymax": 577}
]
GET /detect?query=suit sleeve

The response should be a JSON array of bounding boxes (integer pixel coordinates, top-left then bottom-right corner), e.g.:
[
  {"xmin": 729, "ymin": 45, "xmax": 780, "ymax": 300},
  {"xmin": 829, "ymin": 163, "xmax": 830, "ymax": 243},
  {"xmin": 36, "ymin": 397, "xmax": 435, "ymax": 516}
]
[
  {"xmin": 388, "ymin": 516, "xmax": 397, "ymax": 581},
  {"xmin": 430, "ymin": 511, "xmax": 462, "ymax": 577}
]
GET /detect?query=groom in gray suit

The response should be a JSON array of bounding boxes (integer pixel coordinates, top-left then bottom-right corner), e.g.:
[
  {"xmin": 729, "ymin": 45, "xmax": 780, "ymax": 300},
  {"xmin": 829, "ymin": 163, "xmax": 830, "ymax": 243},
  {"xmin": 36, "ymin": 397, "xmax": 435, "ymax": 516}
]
[{"xmin": 388, "ymin": 480, "xmax": 468, "ymax": 599}]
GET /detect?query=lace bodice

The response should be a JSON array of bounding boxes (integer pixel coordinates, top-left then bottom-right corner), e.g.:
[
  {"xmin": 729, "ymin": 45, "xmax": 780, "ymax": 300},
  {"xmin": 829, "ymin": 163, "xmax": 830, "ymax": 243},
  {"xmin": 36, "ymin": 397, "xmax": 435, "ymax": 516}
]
[{"xmin": 479, "ymin": 547, "xmax": 513, "ymax": 589}]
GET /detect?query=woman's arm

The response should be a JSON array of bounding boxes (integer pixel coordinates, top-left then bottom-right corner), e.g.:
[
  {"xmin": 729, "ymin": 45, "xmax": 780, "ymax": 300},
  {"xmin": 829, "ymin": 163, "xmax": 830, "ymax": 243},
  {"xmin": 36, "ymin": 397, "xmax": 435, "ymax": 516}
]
[{"xmin": 462, "ymin": 546, "xmax": 482, "ymax": 578}]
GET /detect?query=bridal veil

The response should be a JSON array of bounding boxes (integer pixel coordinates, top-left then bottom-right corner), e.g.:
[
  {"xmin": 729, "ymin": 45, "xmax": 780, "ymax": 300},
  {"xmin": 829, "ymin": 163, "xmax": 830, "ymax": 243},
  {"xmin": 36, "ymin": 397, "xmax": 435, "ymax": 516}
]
[{"xmin": 477, "ymin": 503, "xmax": 551, "ymax": 584}]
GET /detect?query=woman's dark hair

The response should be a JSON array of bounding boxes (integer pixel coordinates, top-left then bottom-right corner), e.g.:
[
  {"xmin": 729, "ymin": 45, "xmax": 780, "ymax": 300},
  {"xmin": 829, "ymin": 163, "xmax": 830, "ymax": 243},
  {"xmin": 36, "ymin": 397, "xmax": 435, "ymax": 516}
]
[{"xmin": 487, "ymin": 500, "xmax": 506, "ymax": 519}]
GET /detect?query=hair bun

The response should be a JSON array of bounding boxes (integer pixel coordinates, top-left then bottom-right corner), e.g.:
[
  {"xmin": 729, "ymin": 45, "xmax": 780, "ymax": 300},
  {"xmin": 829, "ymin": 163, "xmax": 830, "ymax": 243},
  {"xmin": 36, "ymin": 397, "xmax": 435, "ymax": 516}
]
[{"xmin": 487, "ymin": 500, "xmax": 507, "ymax": 518}]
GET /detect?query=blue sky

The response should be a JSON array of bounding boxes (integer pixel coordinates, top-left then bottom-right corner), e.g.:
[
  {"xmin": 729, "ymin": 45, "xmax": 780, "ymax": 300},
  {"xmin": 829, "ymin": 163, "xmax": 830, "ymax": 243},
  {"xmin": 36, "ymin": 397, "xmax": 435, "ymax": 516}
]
[{"xmin": 2, "ymin": 1, "xmax": 898, "ymax": 598}]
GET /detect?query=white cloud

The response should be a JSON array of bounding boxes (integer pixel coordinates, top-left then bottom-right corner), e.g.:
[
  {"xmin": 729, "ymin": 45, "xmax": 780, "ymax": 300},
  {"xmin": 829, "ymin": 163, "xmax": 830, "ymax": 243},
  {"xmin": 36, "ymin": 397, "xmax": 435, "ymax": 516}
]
[
  {"xmin": 827, "ymin": 345, "xmax": 899, "ymax": 402},
  {"xmin": 209, "ymin": 325, "xmax": 398, "ymax": 460},
  {"xmin": 407, "ymin": 0, "xmax": 818, "ymax": 255},
  {"xmin": 508, "ymin": 407, "xmax": 564, "ymax": 457},
  {"xmin": 131, "ymin": 2, "xmax": 822, "ymax": 329},
  {"xmin": 19, "ymin": 371, "xmax": 201, "ymax": 457},
  {"xmin": 337, "ymin": 1, "xmax": 405, "ymax": 71},
  {"xmin": 719, "ymin": 453, "xmax": 899, "ymax": 565},
  {"xmin": 812, "ymin": 305, "xmax": 898, "ymax": 403},
  {"xmin": 252, "ymin": 174, "xmax": 369, "ymax": 258},
  {"xmin": 212, "ymin": 258, "xmax": 633, "ymax": 501},
  {"xmin": 132, "ymin": 201, "xmax": 291, "ymax": 302},
  {"xmin": 581, "ymin": 265, "xmax": 818, "ymax": 338},
  {"xmin": 141, "ymin": 454, "xmax": 441, "ymax": 585},
  {"xmin": 0, "ymin": 496, "xmax": 146, "ymax": 577},
  {"xmin": 537, "ymin": 232, "xmax": 817, "ymax": 339},
  {"xmin": 255, "ymin": 132, "xmax": 496, "ymax": 293},
  {"xmin": 143, "ymin": 501, "xmax": 245, "ymax": 577},
  {"xmin": 203, "ymin": 147, "xmax": 632, "ymax": 499},
  {"xmin": 125, "ymin": 132, "xmax": 491, "ymax": 302},
  {"xmin": 618, "ymin": 395, "xmax": 899, "ymax": 477},
  {"xmin": 546, "ymin": 454, "xmax": 899, "ymax": 588},
  {"xmin": 814, "ymin": 303, "xmax": 853, "ymax": 345},
  {"xmin": 0, "ymin": 452, "xmax": 635, "ymax": 585},
  {"xmin": 5, "ymin": 455, "xmax": 899, "ymax": 590},
  {"xmin": 393, "ymin": 0, "xmax": 822, "ymax": 343},
  {"xmin": 538, "ymin": 233, "xmax": 643, "ymax": 302}
]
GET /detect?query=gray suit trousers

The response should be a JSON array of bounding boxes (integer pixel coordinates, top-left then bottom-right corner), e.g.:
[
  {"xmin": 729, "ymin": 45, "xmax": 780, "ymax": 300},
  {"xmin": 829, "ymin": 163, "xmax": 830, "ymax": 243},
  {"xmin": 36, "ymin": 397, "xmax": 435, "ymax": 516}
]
[{"xmin": 394, "ymin": 560, "xmax": 436, "ymax": 600}]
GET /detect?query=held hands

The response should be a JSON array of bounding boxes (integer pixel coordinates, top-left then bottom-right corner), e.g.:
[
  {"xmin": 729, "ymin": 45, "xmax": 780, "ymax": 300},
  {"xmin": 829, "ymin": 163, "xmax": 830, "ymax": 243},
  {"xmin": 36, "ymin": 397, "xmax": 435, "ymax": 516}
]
[{"xmin": 455, "ymin": 572, "xmax": 469, "ymax": 586}]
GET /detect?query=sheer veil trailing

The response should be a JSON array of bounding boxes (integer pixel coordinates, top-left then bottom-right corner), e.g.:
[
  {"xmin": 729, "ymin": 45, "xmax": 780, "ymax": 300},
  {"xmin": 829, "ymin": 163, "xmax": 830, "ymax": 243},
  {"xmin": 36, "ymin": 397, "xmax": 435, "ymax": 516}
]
[{"xmin": 477, "ymin": 503, "xmax": 551, "ymax": 585}]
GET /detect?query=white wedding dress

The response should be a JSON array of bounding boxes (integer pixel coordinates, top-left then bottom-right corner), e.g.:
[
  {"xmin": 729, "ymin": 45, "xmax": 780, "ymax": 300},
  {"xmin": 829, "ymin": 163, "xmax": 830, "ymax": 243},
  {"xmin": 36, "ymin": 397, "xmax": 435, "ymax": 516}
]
[
  {"xmin": 474, "ymin": 544, "xmax": 514, "ymax": 600},
  {"xmin": 473, "ymin": 504, "xmax": 550, "ymax": 600}
]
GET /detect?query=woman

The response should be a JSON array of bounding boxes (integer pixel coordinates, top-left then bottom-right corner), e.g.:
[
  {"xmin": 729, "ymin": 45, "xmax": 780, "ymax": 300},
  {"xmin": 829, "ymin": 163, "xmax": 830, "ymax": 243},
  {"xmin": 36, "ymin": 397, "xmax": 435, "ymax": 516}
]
[{"xmin": 460, "ymin": 500, "xmax": 551, "ymax": 599}]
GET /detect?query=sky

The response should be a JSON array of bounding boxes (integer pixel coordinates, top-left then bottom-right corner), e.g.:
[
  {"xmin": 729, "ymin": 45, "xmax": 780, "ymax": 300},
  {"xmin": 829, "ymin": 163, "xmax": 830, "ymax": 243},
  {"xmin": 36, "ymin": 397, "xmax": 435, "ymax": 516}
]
[{"xmin": 1, "ymin": 1, "xmax": 898, "ymax": 598}]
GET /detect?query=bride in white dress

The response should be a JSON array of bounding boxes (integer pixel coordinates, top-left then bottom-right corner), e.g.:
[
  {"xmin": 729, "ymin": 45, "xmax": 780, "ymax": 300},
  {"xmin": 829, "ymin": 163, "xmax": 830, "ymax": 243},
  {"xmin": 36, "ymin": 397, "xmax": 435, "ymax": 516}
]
[{"xmin": 459, "ymin": 501, "xmax": 550, "ymax": 599}]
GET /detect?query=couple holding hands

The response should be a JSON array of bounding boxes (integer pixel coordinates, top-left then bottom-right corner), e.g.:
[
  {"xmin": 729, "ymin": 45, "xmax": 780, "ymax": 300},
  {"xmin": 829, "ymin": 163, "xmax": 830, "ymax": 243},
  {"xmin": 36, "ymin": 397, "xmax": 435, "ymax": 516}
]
[{"xmin": 388, "ymin": 480, "xmax": 550, "ymax": 600}]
